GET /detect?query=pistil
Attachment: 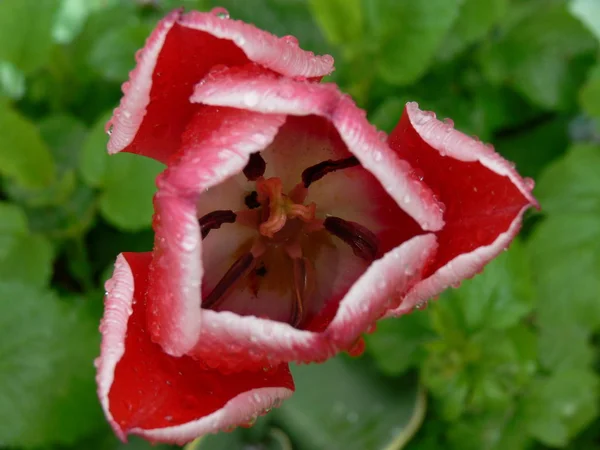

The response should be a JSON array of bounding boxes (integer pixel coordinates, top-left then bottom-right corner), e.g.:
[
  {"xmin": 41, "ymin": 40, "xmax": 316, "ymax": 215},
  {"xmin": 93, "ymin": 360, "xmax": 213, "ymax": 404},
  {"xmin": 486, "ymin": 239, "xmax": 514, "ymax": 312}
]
[{"xmin": 256, "ymin": 177, "xmax": 317, "ymax": 238}]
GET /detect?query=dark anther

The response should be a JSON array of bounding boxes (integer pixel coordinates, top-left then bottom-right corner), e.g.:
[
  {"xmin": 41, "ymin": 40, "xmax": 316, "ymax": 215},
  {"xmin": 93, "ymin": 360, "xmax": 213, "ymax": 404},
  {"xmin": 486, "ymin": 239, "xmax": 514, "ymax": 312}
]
[
  {"xmin": 301, "ymin": 156, "xmax": 359, "ymax": 188},
  {"xmin": 244, "ymin": 191, "xmax": 261, "ymax": 209},
  {"xmin": 203, "ymin": 252, "xmax": 255, "ymax": 310},
  {"xmin": 199, "ymin": 210, "xmax": 236, "ymax": 239},
  {"xmin": 243, "ymin": 152, "xmax": 266, "ymax": 181},
  {"xmin": 255, "ymin": 262, "xmax": 267, "ymax": 277},
  {"xmin": 323, "ymin": 216, "xmax": 379, "ymax": 262}
]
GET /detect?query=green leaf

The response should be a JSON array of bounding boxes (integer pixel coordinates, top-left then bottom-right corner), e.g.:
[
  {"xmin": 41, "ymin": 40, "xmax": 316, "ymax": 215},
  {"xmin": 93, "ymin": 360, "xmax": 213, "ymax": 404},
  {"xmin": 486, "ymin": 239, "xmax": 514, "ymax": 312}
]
[
  {"xmin": 422, "ymin": 324, "xmax": 537, "ymax": 421},
  {"xmin": 308, "ymin": 0, "xmax": 363, "ymax": 46},
  {"xmin": 447, "ymin": 410, "xmax": 532, "ymax": 450},
  {"xmin": 478, "ymin": 4, "xmax": 597, "ymax": 109},
  {"xmin": 0, "ymin": 0, "xmax": 61, "ymax": 74},
  {"xmin": 494, "ymin": 117, "xmax": 569, "ymax": 179},
  {"xmin": 195, "ymin": 420, "xmax": 293, "ymax": 450},
  {"xmin": 570, "ymin": 0, "xmax": 600, "ymax": 42},
  {"xmin": 38, "ymin": 114, "xmax": 88, "ymax": 175},
  {"xmin": 0, "ymin": 60, "xmax": 26, "ymax": 100},
  {"xmin": 99, "ymin": 153, "xmax": 163, "ymax": 231},
  {"xmin": 580, "ymin": 63, "xmax": 600, "ymax": 118},
  {"xmin": 528, "ymin": 145, "xmax": 600, "ymax": 370},
  {"xmin": 0, "ymin": 202, "xmax": 27, "ymax": 235},
  {"xmin": 274, "ymin": 356, "xmax": 425, "ymax": 450},
  {"xmin": 522, "ymin": 369, "xmax": 599, "ymax": 447},
  {"xmin": 366, "ymin": 312, "xmax": 435, "ymax": 376},
  {"xmin": 534, "ymin": 144, "xmax": 600, "ymax": 215},
  {"xmin": 0, "ymin": 202, "xmax": 53, "ymax": 287},
  {"xmin": 0, "ymin": 106, "xmax": 55, "ymax": 189},
  {"xmin": 439, "ymin": 0, "xmax": 508, "ymax": 60},
  {"xmin": 365, "ymin": 0, "xmax": 464, "ymax": 85},
  {"xmin": 53, "ymin": 0, "xmax": 121, "ymax": 44},
  {"xmin": 0, "ymin": 283, "xmax": 104, "ymax": 447},
  {"xmin": 87, "ymin": 22, "xmax": 154, "ymax": 82},
  {"xmin": 369, "ymin": 97, "xmax": 406, "ymax": 133},
  {"xmin": 79, "ymin": 111, "xmax": 111, "ymax": 188},
  {"xmin": 440, "ymin": 240, "xmax": 535, "ymax": 333},
  {"xmin": 25, "ymin": 183, "xmax": 97, "ymax": 238}
]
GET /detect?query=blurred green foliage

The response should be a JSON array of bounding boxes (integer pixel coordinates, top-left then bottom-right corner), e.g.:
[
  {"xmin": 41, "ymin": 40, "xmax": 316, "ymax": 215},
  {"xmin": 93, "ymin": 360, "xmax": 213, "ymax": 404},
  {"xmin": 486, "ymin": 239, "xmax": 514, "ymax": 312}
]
[{"xmin": 0, "ymin": 0, "xmax": 599, "ymax": 449}]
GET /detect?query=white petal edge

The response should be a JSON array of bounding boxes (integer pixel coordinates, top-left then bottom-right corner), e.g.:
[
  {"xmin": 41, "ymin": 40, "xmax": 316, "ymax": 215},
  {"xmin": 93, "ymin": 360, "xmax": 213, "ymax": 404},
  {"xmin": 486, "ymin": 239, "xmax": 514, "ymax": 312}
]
[
  {"xmin": 386, "ymin": 204, "xmax": 531, "ymax": 316},
  {"xmin": 107, "ymin": 10, "xmax": 180, "ymax": 155},
  {"xmin": 189, "ymin": 234, "xmax": 438, "ymax": 366},
  {"xmin": 405, "ymin": 102, "xmax": 539, "ymax": 208},
  {"xmin": 191, "ymin": 73, "xmax": 445, "ymax": 232},
  {"xmin": 107, "ymin": 9, "xmax": 334, "ymax": 155},
  {"xmin": 96, "ymin": 253, "xmax": 136, "ymax": 442},
  {"xmin": 129, "ymin": 386, "xmax": 293, "ymax": 445}
]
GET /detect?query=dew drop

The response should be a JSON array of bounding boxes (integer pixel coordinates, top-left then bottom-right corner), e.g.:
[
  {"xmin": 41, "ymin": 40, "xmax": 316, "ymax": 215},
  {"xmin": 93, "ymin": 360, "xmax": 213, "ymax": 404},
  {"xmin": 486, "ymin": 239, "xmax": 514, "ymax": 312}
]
[
  {"xmin": 322, "ymin": 54, "xmax": 334, "ymax": 65},
  {"xmin": 282, "ymin": 35, "xmax": 299, "ymax": 46},
  {"xmin": 243, "ymin": 91, "xmax": 259, "ymax": 107},
  {"xmin": 443, "ymin": 117, "xmax": 454, "ymax": 127},
  {"xmin": 377, "ymin": 130, "xmax": 387, "ymax": 142},
  {"xmin": 105, "ymin": 123, "xmax": 114, "ymax": 136},
  {"xmin": 403, "ymin": 194, "xmax": 411, "ymax": 204},
  {"xmin": 524, "ymin": 177, "xmax": 535, "ymax": 190},
  {"xmin": 373, "ymin": 151, "xmax": 383, "ymax": 162},
  {"xmin": 211, "ymin": 7, "xmax": 229, "ymax": 19},
  {"xmin": 415, "ymin": 300, "xmax": 428, "ymax": 310}
]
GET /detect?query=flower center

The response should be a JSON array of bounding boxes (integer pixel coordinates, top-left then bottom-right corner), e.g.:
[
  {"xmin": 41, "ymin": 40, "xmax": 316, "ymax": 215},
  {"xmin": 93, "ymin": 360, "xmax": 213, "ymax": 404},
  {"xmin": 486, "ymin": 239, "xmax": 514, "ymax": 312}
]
[{"xmin": 198, "ymin": 151, "xmax": 380, "ymax": 328}]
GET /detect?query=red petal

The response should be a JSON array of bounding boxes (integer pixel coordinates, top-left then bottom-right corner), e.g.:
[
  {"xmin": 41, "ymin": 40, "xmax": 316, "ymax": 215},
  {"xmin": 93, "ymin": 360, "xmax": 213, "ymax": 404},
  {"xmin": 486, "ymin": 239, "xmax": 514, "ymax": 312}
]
[
  {"xmin": 107, "ymin": 9, "xmax": 334, "ymax": 164},
  {"xmin": 97, "ymin": 252, "xmax": 294, "ymax": 445},
  {"xmin": 385, "ymin": 103, "xmax": 538, "ymax": 315},
  {"xmin": 190, "ymin": 65, "xmax": 445, "ymax": 232},
  {"xmin": 147, "ymin": 107, "xmax": 286, "ymax": 356}
]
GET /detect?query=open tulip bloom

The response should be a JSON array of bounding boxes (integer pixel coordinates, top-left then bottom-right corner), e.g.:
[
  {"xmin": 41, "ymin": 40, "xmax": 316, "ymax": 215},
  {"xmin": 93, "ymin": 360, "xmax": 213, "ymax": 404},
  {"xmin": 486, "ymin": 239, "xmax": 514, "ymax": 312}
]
[{"xmin": 96, "ymin": 7, "xmax": 539, "ymax": 445}]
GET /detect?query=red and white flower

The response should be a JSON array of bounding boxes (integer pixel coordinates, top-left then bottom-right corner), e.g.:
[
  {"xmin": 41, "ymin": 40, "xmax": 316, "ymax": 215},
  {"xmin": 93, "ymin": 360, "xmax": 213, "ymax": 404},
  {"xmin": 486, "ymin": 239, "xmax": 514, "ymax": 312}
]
[{"xmin": 96, "ymin": 7, "xmax": 538, "ymax": 444}]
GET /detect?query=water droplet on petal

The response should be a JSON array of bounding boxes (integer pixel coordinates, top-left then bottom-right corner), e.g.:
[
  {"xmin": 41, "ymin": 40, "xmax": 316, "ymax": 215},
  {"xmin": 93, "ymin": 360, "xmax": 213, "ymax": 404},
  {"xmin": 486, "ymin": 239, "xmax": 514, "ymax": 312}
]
[
  {"xmin": 105, "ymin": 122, "xmax": 113, "ymax": 136},
  {"xmin": 373, "ymin": 151, "xmax": 382, "ymax": 162},
  {"xmin": 282, "ymin": 35, "xmax": 299, "ymax": 46},
  {"xmin": 524, "ymin": 177, "xmax": 535, "ymax": 190},
  {"xmin": 243, "ymin": 91, "xmax": 259, "ymax": 107},
  {"xmin": 322, "ymin": 54, "xmax": 334, "ymax": 65},
  {"xmin": 415, "ymin": 300, "xmax": 428, "ymax": 310},
  {"xmin": 377, "ymin": 130, "xmax": 387, "ymax": 142},
  {"xmin": 211, "ymin": 7, "xmax": 229, "ymax": 18}
]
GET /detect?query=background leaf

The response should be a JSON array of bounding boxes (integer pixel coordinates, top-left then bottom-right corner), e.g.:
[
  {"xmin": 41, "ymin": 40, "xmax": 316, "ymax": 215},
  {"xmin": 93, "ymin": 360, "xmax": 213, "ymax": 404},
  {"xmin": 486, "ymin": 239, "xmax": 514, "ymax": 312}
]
[{"xmin": 0, "ymin": 0, "xmax": 61, "ymax": 74}]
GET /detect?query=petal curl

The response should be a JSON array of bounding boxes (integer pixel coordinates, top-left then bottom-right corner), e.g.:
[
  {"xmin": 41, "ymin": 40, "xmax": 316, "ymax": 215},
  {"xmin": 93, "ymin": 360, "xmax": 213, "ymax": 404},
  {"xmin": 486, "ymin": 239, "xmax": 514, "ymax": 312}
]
[
  {"xmin": 107, "ymin": 9, "xmax": 334, "ymax": 163},
  {"xmin": 96, "ymin": 252, "xmax": 294, "ymax": 445},
  {"xmin": 190, "ymin": 65, "xmax": 445, "ymax": 232},
  {"xmin": 147, "ymin": 107, "xmax": 286, "ymax": 356},
  {"xmin": 385, "ymin": 103, "xmax": 538, "ymax": 316},
  {"xmin": 188, "ymin": 233, "xmax": 438, "ymax": 370}
]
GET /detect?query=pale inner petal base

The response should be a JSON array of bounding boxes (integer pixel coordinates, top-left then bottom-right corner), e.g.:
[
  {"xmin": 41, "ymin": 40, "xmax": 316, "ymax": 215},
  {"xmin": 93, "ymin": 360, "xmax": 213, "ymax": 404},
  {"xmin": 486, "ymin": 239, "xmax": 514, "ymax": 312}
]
[{"xmin": 197, "ymin": 115, "xmax": 416, "ymax": 330}]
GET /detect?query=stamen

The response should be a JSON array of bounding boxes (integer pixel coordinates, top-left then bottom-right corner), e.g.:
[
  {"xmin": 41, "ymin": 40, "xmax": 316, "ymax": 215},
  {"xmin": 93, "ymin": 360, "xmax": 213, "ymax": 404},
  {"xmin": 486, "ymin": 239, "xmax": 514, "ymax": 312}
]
[
  {"xmin": 301, "ymin": 156, "xmax": 359, "ymax": 188},
  {"xmin": 202, "ymin": 252, "xmax": 256, "ymax": 310},
  {"xmin": 243, "ymin": 152, "xmax": 266, "ymax": 181},
  {"xmin": 323, "ymin": 216, "xmax": 379, "ymax": 262},
  {"xmin": 291, "ymin": 256, "xmax": 315, "ymax": 328},
  {"xmin": 199, "ymin": 210, "xmax": 237, "ymax": 239},
  {"xmin": 244, "ymin": 191, "xmax": 260, "ymax": 209}
]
